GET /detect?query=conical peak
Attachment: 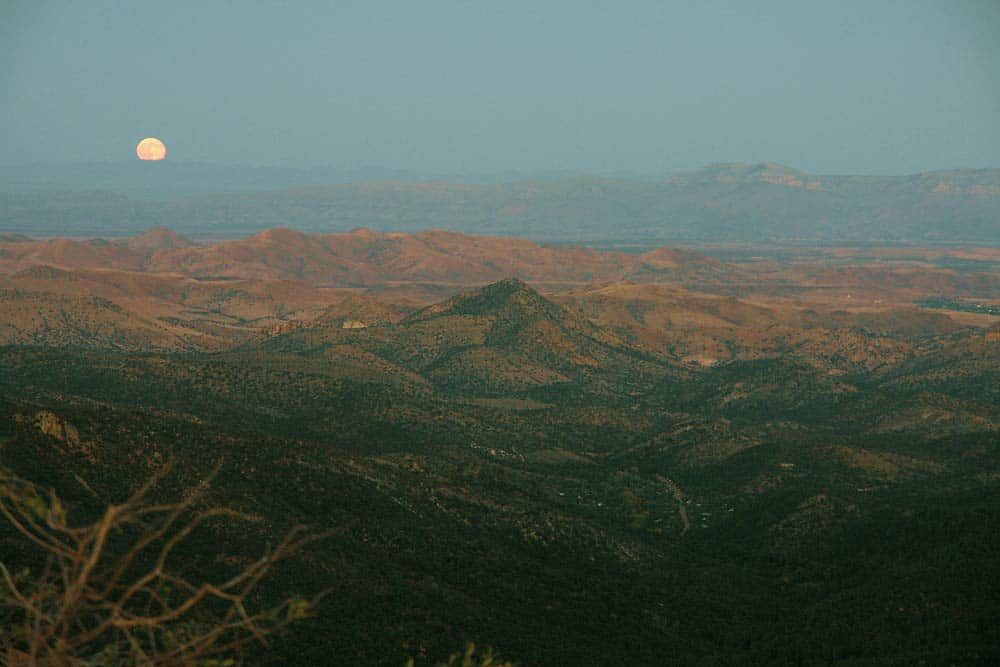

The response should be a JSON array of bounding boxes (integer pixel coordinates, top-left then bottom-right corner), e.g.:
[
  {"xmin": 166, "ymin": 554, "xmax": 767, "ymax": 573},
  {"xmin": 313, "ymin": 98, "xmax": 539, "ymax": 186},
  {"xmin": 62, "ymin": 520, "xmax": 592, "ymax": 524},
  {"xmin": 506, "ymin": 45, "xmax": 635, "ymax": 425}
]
[
  {"xmin": 406, "ymin": 278, "xmax": 551, "ymax": 322},
  {"xmin": 454, "ymin": 278, "xmax": 545, "ymax": 310},
  {"xmin": 482, "ymin": 277, "xmax": 532, "ymax": 296}
]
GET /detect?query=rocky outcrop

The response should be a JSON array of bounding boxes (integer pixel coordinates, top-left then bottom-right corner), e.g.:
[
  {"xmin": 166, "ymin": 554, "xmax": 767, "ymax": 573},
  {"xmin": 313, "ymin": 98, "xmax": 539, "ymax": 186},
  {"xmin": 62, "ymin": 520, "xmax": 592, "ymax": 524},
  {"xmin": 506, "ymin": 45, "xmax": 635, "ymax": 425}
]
[{"xmin": 33, "ymin": 411, "xmax": 81, "ymax": 447}]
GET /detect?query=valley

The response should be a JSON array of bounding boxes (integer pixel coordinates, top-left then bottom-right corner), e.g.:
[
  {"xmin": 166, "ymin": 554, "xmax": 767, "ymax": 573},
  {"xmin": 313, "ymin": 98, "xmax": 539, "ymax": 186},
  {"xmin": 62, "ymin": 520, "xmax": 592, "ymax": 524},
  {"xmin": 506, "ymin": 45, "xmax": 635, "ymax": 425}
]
[
  {"xmin": 6, "ymin": 2, "xmax": 999, "ymax": 663},
  {"xmin": 0, "ymin": 227, "xmax": 997, "ymax": 663}
]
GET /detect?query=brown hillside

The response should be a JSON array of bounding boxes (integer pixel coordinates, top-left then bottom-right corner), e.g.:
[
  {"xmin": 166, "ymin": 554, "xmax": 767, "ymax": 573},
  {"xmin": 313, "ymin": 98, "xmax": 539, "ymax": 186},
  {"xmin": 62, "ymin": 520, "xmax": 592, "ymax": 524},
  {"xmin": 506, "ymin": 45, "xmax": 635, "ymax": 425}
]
[
  {"xmin": 0, "ymin": 227, "xmax": 739, "ymax": 288},
  {"xmin": 0, "ymin": 288, "xmax": 202, "ymax": 351},
  {"xmin": 123, "ymin": 226, "xmax": 195, "ymax": 251},
  {"xmin": 557, "ymin": 282, "xmax": 935, "ymax": 371}
]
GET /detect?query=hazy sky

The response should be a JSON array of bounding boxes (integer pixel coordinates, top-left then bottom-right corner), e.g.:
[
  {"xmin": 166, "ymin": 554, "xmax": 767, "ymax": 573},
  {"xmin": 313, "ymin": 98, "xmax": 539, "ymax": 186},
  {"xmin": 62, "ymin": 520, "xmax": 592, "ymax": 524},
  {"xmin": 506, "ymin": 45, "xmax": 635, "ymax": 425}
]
[{"xmin": 2, "ymin": 0, "xmax": 999, "ymax": 174}]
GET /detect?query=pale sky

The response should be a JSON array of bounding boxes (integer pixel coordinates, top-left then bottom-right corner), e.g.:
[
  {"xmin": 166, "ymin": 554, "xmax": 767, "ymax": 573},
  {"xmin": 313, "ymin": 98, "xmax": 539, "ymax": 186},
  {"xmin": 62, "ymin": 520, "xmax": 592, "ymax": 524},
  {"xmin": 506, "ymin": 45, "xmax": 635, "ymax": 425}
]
[{"xmin": 2, "ymin": 0, "xmax": 999, "ymax": 174}]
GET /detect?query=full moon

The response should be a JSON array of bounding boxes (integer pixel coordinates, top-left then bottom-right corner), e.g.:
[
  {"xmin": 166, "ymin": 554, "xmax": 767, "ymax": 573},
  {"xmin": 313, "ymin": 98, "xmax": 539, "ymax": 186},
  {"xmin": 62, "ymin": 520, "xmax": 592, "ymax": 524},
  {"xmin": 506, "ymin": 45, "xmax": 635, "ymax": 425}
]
[{"xmin": 136, "ymin": 137, "xmax": 167, "ymax": 161}]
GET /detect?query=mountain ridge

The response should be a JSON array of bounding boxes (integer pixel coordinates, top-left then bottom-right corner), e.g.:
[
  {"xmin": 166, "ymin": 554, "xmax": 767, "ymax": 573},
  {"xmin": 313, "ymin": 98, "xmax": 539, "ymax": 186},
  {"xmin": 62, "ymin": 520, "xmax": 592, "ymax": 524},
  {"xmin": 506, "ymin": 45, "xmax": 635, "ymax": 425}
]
[
  {"xmin": 4, "ymin": 163, "xmax": 998, "ymax": 242},
  {"xmin": 0, "ymin": 227, "xmax": 740, "ymax": 288}
]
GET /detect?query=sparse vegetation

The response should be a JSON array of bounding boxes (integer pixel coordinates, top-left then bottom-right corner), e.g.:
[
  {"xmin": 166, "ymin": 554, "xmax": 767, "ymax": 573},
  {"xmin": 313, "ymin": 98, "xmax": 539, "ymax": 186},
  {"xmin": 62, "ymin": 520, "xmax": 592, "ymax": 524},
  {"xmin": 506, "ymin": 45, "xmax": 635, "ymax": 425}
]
[
  {"xmin": 917, "ymin": 297, "xmax": 1000, "ymax": 315},
  {"xmin": 0, "ymin": 465, "xmax": 328, "ymax": 665},
  {"xmin": 0, "ymin": 248, "xmax": 997, "ymax": 664}
]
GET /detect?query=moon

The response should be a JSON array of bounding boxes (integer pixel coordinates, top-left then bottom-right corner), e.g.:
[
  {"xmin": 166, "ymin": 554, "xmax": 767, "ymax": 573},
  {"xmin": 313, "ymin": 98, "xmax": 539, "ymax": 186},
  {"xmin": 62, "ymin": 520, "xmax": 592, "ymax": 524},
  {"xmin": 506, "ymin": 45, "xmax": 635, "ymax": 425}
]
[{"xmin": 136, "ymin": 137, "xmax": 167, "ymax": 161}]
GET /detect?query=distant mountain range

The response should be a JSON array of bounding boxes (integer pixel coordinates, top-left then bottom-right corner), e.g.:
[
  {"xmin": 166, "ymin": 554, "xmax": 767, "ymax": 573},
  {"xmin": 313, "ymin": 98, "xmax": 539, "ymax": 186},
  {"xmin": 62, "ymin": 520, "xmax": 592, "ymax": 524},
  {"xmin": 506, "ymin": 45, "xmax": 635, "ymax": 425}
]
[{"xmin": 2, "ymin": 162, "xmax": 998, "ymax": 244}]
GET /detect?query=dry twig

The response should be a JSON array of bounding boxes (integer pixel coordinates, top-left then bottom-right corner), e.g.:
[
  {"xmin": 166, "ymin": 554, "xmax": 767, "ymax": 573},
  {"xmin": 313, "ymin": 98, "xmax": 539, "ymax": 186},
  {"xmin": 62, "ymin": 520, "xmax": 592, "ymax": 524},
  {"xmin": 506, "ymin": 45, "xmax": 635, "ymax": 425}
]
[{"xmin": 0, "ymin": 463, "xmax": 331, "ymax": 666}]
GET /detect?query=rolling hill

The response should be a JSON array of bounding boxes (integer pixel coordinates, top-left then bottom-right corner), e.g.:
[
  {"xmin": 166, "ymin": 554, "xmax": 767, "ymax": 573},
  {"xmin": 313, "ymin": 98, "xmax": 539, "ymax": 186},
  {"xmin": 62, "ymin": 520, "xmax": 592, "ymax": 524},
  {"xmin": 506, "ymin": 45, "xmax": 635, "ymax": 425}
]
[
  {"xmin": 0, "ymin": 227, "xmax": 737, "ymax": 287},
  {"xmin": 0, "ymin": 273, "xmax": 997, "ymax": 664},
  {"xmin": 261, "ymin": 279, "xmax": 676, "ymax": 397}
]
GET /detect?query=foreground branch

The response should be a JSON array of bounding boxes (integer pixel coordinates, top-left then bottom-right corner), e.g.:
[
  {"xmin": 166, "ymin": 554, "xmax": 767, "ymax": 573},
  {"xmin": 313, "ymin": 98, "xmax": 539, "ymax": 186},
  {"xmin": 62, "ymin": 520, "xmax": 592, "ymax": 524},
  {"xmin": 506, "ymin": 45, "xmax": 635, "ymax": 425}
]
[{"xmin": 0, "ymin": 464, "xmax": 330, "ymax": 666}]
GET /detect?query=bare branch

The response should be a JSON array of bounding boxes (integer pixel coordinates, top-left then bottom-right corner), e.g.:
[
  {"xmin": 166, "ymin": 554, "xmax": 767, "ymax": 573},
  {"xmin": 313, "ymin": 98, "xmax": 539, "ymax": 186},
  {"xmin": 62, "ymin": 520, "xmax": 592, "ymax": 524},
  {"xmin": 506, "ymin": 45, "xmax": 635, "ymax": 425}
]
[{"xmin": 0, "ymin": 464, "xmax": 330, "ymax": 665}]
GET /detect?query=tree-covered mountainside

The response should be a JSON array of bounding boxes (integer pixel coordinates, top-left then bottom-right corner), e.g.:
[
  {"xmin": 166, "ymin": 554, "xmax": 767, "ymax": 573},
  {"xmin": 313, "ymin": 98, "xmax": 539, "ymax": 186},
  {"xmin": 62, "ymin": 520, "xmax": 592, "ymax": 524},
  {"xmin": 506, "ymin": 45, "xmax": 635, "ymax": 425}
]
[
  {"xmin": 1, "ymin": 280, "xmax": 998, "ymax": 664},
  {"xmin": 3, "ymin": 163, "xmax": 999, "ymax": 243}
]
